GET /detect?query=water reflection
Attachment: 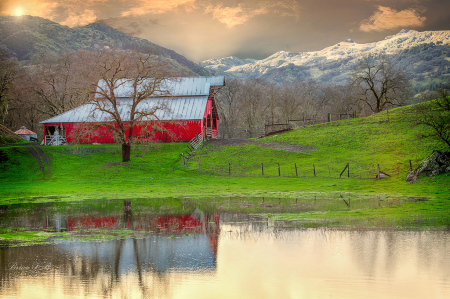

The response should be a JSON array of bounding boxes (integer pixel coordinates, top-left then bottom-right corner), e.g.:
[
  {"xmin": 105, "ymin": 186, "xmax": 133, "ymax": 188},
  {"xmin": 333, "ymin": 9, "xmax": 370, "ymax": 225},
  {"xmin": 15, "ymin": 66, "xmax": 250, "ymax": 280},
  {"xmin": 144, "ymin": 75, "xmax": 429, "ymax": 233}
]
[{"xmin": 0, "ymin": 201, "xmax": 449, "ymax": 298}]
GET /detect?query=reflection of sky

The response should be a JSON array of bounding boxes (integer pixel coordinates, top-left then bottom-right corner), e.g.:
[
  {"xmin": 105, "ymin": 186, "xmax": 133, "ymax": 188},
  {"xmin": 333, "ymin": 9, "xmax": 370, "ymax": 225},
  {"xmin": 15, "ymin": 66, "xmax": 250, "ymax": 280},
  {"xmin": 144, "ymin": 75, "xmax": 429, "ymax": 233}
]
[
  {"xmin": 56, "ymin": 234, "xmax": 215, "ymax": 274},
  {"xmin": 1, "ymin": 228, "xmax": 450, "ymax": 298}
]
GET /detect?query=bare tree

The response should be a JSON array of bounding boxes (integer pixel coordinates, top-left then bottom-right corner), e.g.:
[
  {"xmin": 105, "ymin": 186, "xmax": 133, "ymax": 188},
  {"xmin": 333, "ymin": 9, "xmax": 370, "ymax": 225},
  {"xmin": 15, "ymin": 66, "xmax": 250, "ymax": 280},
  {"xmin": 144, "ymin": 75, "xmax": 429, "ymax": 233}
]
[
  {"xmin": 352, "ymin": 55, "xmax": 412, "ymax": 113},
  {"xmin": 86, "ymin": 49, "xmax": 173, "ymax": 162},
  {"xmin": 215, "ymin": 78, "xmax": 242, "ymax": 138},
  {"xmin": 328, "ymin": 83, "xmax": 359, "ymax": 114},
  {"xmin": 278, "ymin": 83, "xmax": 299, "ymax": 123},
  {"xmin": 292, "ymin": 79, "xmax": 320, "ymax": 121},
  {"xmin": 412, "ymin": 88, "xmax": 450, "ymax": 149},
  {"xmin": 262, "ymin": 83, "xmax": 281, "ymax": 125},
  {"xmin": 27, "ymin": 51, "xmax": 93, "ymax": 119},
  {"xmin": 0, "ymin": 50, "xmax": 19, "ymax": 124},
  {"xmin": 238, "ymin": 79, "xmax": 265, "ymax": 136}
]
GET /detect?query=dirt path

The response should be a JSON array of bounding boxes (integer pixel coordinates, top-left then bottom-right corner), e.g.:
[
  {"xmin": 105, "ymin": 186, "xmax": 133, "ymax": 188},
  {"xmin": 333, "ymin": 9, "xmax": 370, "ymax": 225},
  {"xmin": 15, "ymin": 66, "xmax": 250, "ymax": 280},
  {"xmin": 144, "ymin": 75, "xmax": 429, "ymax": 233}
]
[
  {"xmin": 204, "ymin": 139, "xmax": 318, "ymax": 153},
  {"xmin": 25, "ymin": 147, "xmax": 45, "ymax": 178},
  {"xmin": 33, "ymin": 146, "xmax": 52, "ymax": 179},
  {"xmin": 24, "ymin": 144, "xmax": 52, "ymax": 179}
]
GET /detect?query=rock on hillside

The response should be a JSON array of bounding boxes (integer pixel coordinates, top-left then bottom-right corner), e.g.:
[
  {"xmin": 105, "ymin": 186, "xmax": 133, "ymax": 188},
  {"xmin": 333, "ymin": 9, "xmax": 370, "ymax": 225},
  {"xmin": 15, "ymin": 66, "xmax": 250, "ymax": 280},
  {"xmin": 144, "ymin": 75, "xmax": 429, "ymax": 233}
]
[
  {"xmin": 0, "ymin": 16, "xmax": 212, "ymax": 76},
  {"xmin": 200, "ymin": 30, "xmax": 450, "ymax": 91},
  {"xmin": 406, "ymin": 150, "xmax": 450, "ymax": 184}
]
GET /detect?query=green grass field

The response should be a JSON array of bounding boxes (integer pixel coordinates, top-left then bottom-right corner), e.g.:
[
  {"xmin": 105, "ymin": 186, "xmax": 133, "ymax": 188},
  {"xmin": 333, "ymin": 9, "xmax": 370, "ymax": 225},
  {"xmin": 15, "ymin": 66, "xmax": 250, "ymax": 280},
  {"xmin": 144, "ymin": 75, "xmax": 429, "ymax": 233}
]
[{"xmin": 0, "ymin": 103, "xmax": 449, "ymax": 228}]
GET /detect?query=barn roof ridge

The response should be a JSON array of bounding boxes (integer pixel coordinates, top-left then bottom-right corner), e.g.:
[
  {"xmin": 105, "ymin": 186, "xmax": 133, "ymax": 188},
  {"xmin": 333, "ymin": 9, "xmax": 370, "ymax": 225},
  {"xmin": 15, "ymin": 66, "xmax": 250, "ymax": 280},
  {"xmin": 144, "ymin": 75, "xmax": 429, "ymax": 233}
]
[
  {"xmin": 41, "ymin": 96, "xmax": 210, "ymax": 124},
  {"xmin": 42, "ymin": 76, "xmax": 223, "ymax": 124},
  {"xmin": 96, "ymin": 76, "xmax": 225, "ymax": 98}
]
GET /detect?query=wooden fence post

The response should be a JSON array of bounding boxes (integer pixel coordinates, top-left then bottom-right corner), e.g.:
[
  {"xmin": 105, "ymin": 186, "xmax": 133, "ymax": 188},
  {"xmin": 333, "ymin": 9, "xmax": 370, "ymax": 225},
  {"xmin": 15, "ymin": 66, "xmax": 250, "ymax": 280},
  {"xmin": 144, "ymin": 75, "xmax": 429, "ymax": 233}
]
[
  {"xmin": 261, "ymin": 163, "xmax": 264, "ymax": 176},
  {"xmin": 313, "ymin": 164, "xmax": 316, "ymax": 177},
  {"xmin": 339, "ymin": 163, "xmax": 350, "ymax": 177},
  {"xmin": 377, "ymin": 164, "xmax": 380, "ymax": 180},
  {"xmin": 347, "ymin": 163, "xmax": 350, "ymax": 178},
  {"xmin": 277, "ymin": 163, "xmax": 280, "ymax": 177},
  {"xmin": 295, "ymin": 163, "xmax": 298, "ymax": 176},
  {"xmin": 396, "ymin": 161, "xmax": 403, "ymax": 175}
]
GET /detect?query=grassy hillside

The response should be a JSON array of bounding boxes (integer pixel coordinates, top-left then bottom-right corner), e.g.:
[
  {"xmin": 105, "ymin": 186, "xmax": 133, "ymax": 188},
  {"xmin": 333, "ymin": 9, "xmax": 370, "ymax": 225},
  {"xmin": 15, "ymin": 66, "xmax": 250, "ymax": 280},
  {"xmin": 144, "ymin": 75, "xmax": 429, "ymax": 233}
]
[
  {"xmin": 190, "ymin": 106, "xmax": 443, "ymax": 178},
  {"xmin": 0, "ymin": 124, "xmax": 25, "ymax": 144},
  {"xmin": 0, "ymin": 15, "xmax": 212, "ymax": 76},
  {"xmin": 0, "ymin": 103, "xmax": 449, "ymax": 227}
]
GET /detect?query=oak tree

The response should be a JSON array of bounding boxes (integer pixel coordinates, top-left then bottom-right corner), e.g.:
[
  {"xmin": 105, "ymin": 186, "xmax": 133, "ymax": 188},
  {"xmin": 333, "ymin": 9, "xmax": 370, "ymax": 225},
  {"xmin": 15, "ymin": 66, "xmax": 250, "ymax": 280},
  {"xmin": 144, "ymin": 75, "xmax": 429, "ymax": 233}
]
[
  {"xmin": 86, "ymin": 49, "xmax": 173, "ymax": 162},
  {"xmin": 352, "ymin": 55, "xmax": 411, "ymax": 113}
]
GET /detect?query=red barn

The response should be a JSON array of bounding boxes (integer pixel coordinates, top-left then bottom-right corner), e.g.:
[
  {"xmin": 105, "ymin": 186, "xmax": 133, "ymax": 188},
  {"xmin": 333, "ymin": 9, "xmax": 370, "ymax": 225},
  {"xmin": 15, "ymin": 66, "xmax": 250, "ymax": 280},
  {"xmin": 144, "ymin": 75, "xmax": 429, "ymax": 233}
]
[{"xmin": 41, "ymin": 76, "xmax": 224, "ymax": 145}]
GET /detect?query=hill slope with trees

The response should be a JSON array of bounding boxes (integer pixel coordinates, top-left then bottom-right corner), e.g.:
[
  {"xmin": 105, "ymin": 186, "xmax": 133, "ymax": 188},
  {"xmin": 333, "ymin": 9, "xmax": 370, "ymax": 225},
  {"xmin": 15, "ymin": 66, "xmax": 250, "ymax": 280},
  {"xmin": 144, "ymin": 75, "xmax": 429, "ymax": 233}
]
[{"xmin": 0, "ymin": 15, "xmax": 211, "ymax": 76}]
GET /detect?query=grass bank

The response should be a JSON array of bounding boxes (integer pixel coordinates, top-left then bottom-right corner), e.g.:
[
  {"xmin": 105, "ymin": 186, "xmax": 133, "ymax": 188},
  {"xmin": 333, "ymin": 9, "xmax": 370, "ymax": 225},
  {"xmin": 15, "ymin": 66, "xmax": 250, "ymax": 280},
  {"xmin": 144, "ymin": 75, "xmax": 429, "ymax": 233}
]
[{"xmin": 0, "ymin": 104, "xmax": 449, "ymax": 228}]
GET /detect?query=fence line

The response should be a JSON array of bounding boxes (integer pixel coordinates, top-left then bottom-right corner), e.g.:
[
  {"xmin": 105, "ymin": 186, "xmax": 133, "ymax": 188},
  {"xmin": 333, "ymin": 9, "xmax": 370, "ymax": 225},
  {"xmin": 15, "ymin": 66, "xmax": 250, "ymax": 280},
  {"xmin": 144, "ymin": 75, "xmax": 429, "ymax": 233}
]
[{"xmin": 186, "ymin": 158, "xmax": 418, "ymax": 180}]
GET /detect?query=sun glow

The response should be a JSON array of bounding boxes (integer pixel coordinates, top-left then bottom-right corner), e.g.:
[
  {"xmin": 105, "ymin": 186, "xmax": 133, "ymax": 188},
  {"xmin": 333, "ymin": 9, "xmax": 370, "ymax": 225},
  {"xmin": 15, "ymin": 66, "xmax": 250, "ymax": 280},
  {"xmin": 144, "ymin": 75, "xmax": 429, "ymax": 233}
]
[{"xmin": 14, "ymin": 7, "xmax": 24, "ymax": 16}]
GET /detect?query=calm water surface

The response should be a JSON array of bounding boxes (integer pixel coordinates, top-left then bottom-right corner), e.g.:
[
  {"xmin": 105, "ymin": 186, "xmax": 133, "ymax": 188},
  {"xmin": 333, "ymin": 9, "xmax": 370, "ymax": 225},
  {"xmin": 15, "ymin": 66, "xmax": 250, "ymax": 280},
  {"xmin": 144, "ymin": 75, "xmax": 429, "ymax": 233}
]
[{"xmin": 0, "ymin": 201, "xmax": 449, "ymax": 299}]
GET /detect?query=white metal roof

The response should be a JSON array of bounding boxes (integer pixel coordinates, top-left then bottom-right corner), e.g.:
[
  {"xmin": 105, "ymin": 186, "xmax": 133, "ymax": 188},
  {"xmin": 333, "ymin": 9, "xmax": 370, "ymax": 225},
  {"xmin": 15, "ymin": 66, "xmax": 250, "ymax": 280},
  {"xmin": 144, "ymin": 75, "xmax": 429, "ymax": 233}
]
[
  {"xmin": 96, "ymin": 76, "xmax": 224, "ymax": 98},
  {"xmin": 41, "ymin": 96, "xmax": 208, "ymax": 123}
]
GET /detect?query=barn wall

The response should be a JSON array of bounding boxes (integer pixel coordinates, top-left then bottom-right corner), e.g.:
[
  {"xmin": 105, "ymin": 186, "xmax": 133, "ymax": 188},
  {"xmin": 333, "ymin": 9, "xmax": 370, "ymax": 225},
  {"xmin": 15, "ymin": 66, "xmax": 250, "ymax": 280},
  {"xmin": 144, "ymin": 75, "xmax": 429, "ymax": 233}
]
[
  {"xmin": 202, "ymin": 97, "xmax": 218, "ymax": 130},
  {"xmin": 44, "ymin": 120, "xmax": 202, "ymax": 144}
]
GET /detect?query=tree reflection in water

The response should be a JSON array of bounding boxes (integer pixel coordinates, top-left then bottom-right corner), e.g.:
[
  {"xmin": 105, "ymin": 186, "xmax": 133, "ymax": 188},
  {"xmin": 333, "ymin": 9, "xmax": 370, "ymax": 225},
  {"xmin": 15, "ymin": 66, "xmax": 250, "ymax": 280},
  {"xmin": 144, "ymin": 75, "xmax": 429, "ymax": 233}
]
[{"xmin": 1, "ymin": 202, "xmax": 449, "ymax": 298}]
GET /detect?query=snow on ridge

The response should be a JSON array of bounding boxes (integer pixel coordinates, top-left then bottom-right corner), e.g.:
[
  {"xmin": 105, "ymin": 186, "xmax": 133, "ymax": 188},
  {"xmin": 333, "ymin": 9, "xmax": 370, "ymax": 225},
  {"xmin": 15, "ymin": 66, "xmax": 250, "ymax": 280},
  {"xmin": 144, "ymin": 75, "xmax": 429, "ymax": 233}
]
[{"xmin": 199, "ymin": 29, "xmax": 450, "ymax": 80}]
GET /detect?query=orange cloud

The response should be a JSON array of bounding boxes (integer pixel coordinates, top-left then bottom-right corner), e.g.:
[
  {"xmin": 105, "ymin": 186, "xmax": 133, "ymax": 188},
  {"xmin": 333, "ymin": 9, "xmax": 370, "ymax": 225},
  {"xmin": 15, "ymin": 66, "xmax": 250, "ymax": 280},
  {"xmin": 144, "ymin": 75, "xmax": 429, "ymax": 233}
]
[
  {"xmin": 1, "ymin": 0, "xmax": 299, "ymax": 28},
  {"xmin": 121, "ymin": 0, "xmax": 197, "ymax": 17},
  {"xmin": 204, "ymin": 1, "xmax": 300, "ymax": 28},
  {"xmin": 359, "ymin": 6, "xmax": 426, "ymax": 32},
  {"xmin": 1, "ymin": 0, "xmax": 57, "ymax": 19},
  {"xmin": 0, "ymin": 0, "xmax": 107, "ymax": 27}
]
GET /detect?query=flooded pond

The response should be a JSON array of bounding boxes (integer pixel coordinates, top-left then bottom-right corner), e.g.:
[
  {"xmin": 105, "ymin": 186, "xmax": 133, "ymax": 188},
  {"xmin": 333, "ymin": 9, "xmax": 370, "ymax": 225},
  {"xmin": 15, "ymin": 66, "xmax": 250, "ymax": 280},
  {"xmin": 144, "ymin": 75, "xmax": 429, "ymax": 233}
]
[{"xmin": 1, "ymin": 199, "xmax": 449, "ymax": 298}]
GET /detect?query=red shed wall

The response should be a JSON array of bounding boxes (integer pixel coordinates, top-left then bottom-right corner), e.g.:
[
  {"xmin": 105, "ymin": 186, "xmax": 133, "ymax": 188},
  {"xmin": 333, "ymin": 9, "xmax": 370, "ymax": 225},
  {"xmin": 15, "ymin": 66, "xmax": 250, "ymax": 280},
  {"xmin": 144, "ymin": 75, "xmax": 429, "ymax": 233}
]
[
  {"xmin": 44, "ymin": 120, "xmax": 202, "ymax": 144},
  {"xmin": 202, "ymin": 97, "xmax": 218, "ymax": 130}
]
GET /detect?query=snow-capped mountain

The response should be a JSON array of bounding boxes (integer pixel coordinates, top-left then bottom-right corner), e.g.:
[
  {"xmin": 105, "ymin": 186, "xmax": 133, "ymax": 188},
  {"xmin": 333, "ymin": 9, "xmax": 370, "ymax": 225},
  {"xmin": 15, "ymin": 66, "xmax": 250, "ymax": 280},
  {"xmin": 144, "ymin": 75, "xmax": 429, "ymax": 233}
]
[
  {"xmin": 198, "ymin": 56, "xmax": 257, "ymax": 77},
  {"xmin": 199, "ymin": 29, "xmax": 450, "ymax": 90}
]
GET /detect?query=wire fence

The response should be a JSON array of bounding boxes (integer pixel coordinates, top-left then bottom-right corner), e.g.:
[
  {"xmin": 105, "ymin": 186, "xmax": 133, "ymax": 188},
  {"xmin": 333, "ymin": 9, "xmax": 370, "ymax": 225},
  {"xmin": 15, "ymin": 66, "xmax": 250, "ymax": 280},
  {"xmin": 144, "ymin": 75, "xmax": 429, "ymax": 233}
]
[
  {"xmin": 185, "ymin": 108, "xmax": 426, "ymax": 179},
  {"xmin": 187, "ymin": 157, "xmax": 419, "ymax": 179}
]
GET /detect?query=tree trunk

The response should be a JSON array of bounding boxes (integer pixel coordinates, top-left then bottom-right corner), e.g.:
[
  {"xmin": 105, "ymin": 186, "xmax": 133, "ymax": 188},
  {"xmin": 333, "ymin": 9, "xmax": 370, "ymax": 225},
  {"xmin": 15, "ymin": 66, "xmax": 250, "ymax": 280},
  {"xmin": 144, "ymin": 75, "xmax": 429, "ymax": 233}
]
[{"xmin": 122, "ymin": 143, "xmax": 131, "ymax": 162}]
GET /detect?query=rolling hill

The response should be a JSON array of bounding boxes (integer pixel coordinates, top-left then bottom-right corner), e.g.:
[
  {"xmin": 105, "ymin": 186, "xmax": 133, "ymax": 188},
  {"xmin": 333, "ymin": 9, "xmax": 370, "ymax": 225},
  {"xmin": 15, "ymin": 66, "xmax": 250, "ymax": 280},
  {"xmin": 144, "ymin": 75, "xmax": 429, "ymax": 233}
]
[{"xmin": 0, "ymin": 15, "xmax": 212, "ymax": 76}]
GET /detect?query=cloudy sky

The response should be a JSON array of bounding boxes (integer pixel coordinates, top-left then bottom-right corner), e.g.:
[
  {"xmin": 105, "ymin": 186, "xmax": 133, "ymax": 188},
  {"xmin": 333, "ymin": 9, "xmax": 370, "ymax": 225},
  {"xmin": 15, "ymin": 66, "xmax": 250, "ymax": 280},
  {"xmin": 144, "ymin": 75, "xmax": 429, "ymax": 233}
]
[{"xmin": 1, "ymin": 0, "xmax": 450, "ymax": 62}]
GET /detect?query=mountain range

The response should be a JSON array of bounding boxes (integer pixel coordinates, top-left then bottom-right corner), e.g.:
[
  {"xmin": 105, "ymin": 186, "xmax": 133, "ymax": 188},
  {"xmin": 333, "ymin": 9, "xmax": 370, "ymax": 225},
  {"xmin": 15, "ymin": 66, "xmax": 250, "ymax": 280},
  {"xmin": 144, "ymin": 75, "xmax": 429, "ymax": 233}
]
[
  {"xmin": 1, "ymin": 16, "xmax": 449, "ymax": 92},
  {"xmin": 0, "ymin": 15, "xmax": 211, "ymax": 76},
  {"xmin": 199, "ymin": 29, "xmax": 450, "ymax": 92}
]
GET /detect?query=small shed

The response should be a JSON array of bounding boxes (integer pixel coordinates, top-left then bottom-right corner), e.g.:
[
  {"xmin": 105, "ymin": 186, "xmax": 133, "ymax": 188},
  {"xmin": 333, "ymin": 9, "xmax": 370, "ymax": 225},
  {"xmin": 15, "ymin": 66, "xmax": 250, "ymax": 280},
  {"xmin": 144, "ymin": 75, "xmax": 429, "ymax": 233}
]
[
  {"xmin": 15, "ymin": 126, "xmax": 37, "ymax": 141},
  {"xmin": 40, "ymin": 76, "xmax": 224, "ymax": 145}
]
